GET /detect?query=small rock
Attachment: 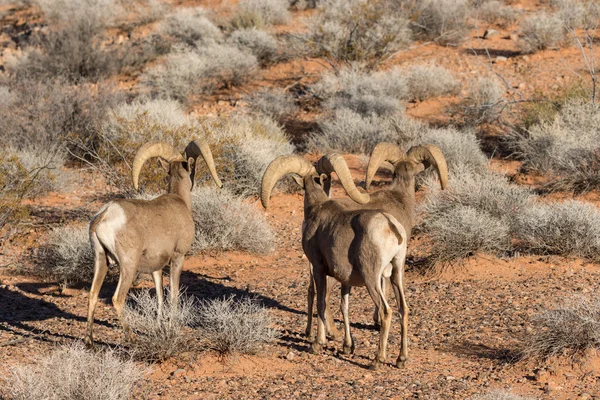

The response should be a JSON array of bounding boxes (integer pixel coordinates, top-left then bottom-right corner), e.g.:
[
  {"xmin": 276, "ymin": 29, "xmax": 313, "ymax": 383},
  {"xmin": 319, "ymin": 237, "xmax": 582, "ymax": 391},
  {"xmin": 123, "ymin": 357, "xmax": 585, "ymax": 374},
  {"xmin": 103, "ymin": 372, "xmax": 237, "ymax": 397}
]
[
  {"xmin": 509, "ymin": 34, "xmax": 519, "ymax": 41},
  {"xmin": 286, "ymin": 351, "xmax": 295, "ymax": 361},
  {"xmin": 579, "ymin": 393, "xmax": 592, "ymax": 400},
  {"xmin": 484, "ymin": 29, "xmax": 499, "ymax": 39},
  {"xmin": 495, "ymin": 56, "xmax": 508, "ymax": 62},
  {"xmin": 171, "ymin": 368, "xmax": 185, "ymax": 378}
]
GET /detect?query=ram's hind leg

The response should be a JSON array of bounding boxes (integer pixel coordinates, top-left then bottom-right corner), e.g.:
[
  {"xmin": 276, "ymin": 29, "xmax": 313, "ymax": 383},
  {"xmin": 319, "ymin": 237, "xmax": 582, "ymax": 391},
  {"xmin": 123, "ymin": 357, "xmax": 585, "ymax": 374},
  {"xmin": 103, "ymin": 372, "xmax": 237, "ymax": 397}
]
[
  {"xmin": 112, "ymin": 256, "xmax": 138, "ymax": 343},
  {"xmin": 152, "ymin": 269, "xmax": 164, "ymax": 317},
  {"xmin": 310, "ymin": 261, "xmax": 328, "ymax": 354},
  {"xmin": 85, "ymin": 234, "xmax": 109, "ymax": 348},
  {"xmin": 391, "ymin": 255, "xmax": 409, "ymax": 368},
  {"xmin": 365, "ymin": 272, "xmax": 392, "ymax": 369},
  {"xmin": 305, "ymin": 263, "xmax": 315, "ymax": 338},
  {"xmin": 340, "ymin": 284, "xmax": 354, "ymax": 354}
]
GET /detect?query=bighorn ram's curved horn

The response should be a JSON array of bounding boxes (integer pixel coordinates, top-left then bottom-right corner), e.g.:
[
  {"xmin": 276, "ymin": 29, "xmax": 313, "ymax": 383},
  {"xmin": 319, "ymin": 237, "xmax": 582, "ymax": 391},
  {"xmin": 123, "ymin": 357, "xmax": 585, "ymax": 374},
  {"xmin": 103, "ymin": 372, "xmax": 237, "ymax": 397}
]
[
  {"xmin": 365, "ymin": 143, "xmax": 406, "ymax": 191},
  {"xmin": 317, "ymin": 153, "xmax": 370, "ymax": 204},
  {"xmin": 184, "ymin": 139, "xmax": 223, "ymax": 188},
  {"xmin": 261, "ymin": 155, "xmax": 315, "ymax": 209},
  {"xmin": 407, "ymin": 144, "xmax": 449, "ymax": 190},
  {"xmin": 132, "ymin": 142, "xmax": 185, "ymax": 190}
]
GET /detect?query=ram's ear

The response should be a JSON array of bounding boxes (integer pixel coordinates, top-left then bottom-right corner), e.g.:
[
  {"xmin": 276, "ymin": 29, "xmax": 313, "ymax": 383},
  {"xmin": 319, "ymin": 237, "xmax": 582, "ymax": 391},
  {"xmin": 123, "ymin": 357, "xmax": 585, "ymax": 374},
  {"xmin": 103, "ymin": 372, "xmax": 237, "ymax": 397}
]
[
  {"xmin": 319, "ymin": 173, "xmax": 328, "ymax": 187},
  {"xmin": 415, "ymin": 163, "xmax": 425, "ymax": 174},
  {"xmin": 186, "ymin": 157, "xmax": 195, "ymax": 171},
  {"xmin": 157, "ymin": 158, "xmax": 170, "ymax": 172},
  {"xmin": 291, "ymin": 174, "xmax": 305, "ymax": 188}
]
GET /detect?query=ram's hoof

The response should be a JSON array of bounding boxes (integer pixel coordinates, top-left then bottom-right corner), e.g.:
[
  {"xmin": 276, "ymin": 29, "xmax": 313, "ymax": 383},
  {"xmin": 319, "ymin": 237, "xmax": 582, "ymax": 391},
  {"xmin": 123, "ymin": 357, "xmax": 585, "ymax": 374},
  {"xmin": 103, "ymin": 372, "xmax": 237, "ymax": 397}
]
[
  {"xmin": 310, "ymin": 341, "xmax": 323, "ymax": 354},
  {"xmin": 370, "ymin": 359, "xmax": 382, "ymax": 370},
  {"xmin": 396, "ymin": 356, "xmax": 408, "ymax": 369}
]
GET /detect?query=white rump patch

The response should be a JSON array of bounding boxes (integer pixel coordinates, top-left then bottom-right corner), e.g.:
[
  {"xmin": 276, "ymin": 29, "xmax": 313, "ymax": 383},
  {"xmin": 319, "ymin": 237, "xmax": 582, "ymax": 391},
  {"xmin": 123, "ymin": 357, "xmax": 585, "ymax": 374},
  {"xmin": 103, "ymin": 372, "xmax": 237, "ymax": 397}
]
[{"xmin": 95, "ymin": 203, "xmax": 127, "ymax": 257}]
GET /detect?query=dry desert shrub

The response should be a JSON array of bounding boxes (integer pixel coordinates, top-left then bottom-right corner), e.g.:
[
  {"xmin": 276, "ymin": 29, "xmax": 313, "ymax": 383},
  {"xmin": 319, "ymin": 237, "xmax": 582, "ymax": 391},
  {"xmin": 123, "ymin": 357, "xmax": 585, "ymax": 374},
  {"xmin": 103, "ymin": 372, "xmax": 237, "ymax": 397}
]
[
  {"xmin": 0, "ymin": 148, "xmax": 60, "ymax": 232},
  {"xmin": 421, "ymin": 168, "xmax": 532, "ymax": 266},
  {"xmin": 123, "ymin": 289, "xmax": 197, "ymax": 362},
  {"xmin": 555, "ymin": 0, "xmax": 600, "ymax": 30},
  {"xmin": 201, "ymin": 114, "xmax": 295, "ymax": 197},
  {"xmin": 509, "ymin": 100, "xmax": 600, "ymax": 193},
  {"xmin": 191, "ymin": 187, "xmax": 275, "ymax": 254},
  {"xmin": 77, "ymin": 99, "xmax": 198, "ymax": 193},
  {"xmin": 232, "ymin": 0, "xmax": 290, "ymax": 28},
  {"xmin": 36, "ymin": 224, "xmax": 95, "ymax": 285},
  {"xmin": 228, "ymin": 28, "xmax": 279, "ymax": 65},
  {"xmin": 195, "ymin": 296, "xmax": 279, "ymax": 356},
  {"xmin": 418, "ymin": 128, "xmax": 488, "ymax": 173},
  {"xmin": 405, "ymin": 65, "xmax": 460, "ymax": 101},
  {"xmin": 246, "ymin": 88, "xmax": 298, "ymax": 120},
  {"xmin": 0, "ymin": 78, "xmax": 123, "ymax": 158},
  {"xmin": 476, "ymin": 0, "xmax": 520, "ymax": 28},
  {"xmin": 471, "ymin": 390, "xmax": 535, "ymax": 400},
  {"xmin": 423, "ymin": 204, "xmax": 511, "ymax": 265},
  {"xmin": 519, "ymin": 12, "xmax": 566, "ymax": 53},
  {"xmin": 524, "ymin": 295, "xmax": 600, "ymax": 359},
  {"xmin": 308, "ymin": 109, "xmax": 423, "ymax": 154},
  {"xmin": 141, "ymin": 44, "xmax": 257, "ymax": 101},
  {"xmin": 304, "ymin": 0, "xmax": 412, "ymax": 69},
  {"xmin": 512, "ymin": 200, "xmax": 600, "ymax": 260},
  {"xmin": 311, "ymin": 66, "xmax": 408, "ymax": 116},
  {"xmin": 463, "ymin": 76, "xmax": 506, "ymax": 123},
  {"xmin": 159, "ymin": 7, "xmax": 223, "ymax": 47},
  {"xmin": 406, "ymin": 0, "xmax": 471, "ymax": 46},
  {"xmin": 3, "ymin": 343, "xmax": 143, "ymax": 400}
]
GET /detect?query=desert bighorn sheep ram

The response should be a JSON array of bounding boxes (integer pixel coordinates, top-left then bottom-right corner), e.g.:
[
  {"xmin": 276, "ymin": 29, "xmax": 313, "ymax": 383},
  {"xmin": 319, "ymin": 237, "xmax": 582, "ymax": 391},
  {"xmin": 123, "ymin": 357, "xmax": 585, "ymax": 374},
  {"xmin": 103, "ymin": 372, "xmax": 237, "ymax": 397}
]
[
  {"xmin": 261, "ymin": 154, "xmax": 410, "ymax": 369},
  {"xmin": 304, "ymin": 144, "xmax": 449, "ymax": 338},
  {"xmin": 84, "ymin": 140, "xmax": 222, "ymax": 348}
]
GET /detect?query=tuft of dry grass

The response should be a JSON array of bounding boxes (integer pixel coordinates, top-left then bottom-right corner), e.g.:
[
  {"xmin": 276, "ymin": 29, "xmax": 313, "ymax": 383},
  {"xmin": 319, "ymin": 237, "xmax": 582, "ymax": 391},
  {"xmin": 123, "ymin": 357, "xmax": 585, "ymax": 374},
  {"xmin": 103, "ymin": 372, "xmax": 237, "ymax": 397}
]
[
  {"xmin": 191, "ymin": 187, "xmax": 275, "ymax": 254},
  {"xmin": 519, "ymin": 12, "xmax": 566, "ymax": 53},
  {"xmin": 405, "ymin": 65, "xmax": 460, "ymax": 101},
  {"xmin": 304, "ymin": 0, "xmax": 412, "ymax": 69},
  {"xmin": 524, "ymin": 295, "xmax": 600, "ymax": 360},
  {"xmin": 123, "ymin": 289, "xmax": 197, "ymax": 362},
  {"xmin": 3, "ymin": 343, "xmax": 143, "ymax": 400},
  {"xmin": 36, "ymin": 224, "xmax": 96, "ymax": 285},
  {"xmin": 471, "ymin": 390, "xmax": 535, "ymax": 400},
  {"xmin": 195, "ymin": 296, "xmax": 279, "ymax": 356},
  {"xmin": 232, "ymin": 0, "xmax": 290, "ymax": 28}
]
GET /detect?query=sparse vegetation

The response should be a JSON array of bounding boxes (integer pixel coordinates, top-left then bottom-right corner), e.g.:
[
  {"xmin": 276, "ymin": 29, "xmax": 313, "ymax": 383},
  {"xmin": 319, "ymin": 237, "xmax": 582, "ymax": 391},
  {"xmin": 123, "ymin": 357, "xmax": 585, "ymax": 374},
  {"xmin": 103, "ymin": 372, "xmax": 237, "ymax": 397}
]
[
  {"xmin": 191, "ymin": 187, "xmax": 275, "ymax": 254},
  {"xmin": 525, "ymin": 295, "xmax": 600, "ymax": 359},
  {"xmin": 308, "ymin": 109, "xmax": 422, "ymax": 154},
  {"xmin": 421, "ymin": 169, "xmax": 532, "ymax": 266},
  {"xmin": 0, "ymin": 78, "xmax": 123, "ymax": 159},
  {"xmin": 509, "ymin": 100, "xmax": 600, "ymax": 193},
  {"xmin": 405, "ymin": 65, "xmax": 460, "ymax": 101},
  {"xmin": 418, "ymin": 128, "xmax": 488, "ymax": 173},
  {"xmin": 513, "ymin": 200, "xmax": 600, "ymax": 260},
  {"xmin": 195, "ymin": 296, "xmax": 278, "ymax": 356},
  {"xmin": 159, "ymin": 7, "xmax": 223, "ymax": 46},
  {"xmin": 463, "ymin": 76, "xmax": 506, "ymax": 123},
  {"xmin": 471, "ymin": 390, "xmax": 535, "ymax": 400},
  {"xmin": 232, "ymin": 0, "xmax": 290, "ymax": 28},
  {"xmin": 4, "ymin": 343, "xmax": 143, "ymax": 400},
  {"xmin": 123, "ymin": 289, "xmax": 197, "ymax": 362},
  {"xmin": 141, "ymin": 44, "xmax": 258, "ymax": 100},
  {"xmin": 305, "ymin": 0, "xmax": 412, "ymax": 69},
  {"xmin": 202, "ymin": 115, "xmax": 295, "ymax": 196},
  {"xmin": 408, "ymin": 0, "xmax": 471, "ymax": 46},
  {"xmin": 36, "ymin": 224, "xmax": 96, "ymax": 285},
  {"xmin": 246, "ymin": 88, "xmax": 298, "ymax": 120},
  {"xmin": 311, "ymin": 66, "xmax": 407, "ymax": 116},
  {"xmin": 476, "ymin": 0, "xmax": 520, "ymax": 28},
  {"xmin": 228, "ymin": 28, "xmax": 279, "ymax": 65},
  {"xmin": 519, "ymin": 12, "xmax": 566, "ymax": 53}
]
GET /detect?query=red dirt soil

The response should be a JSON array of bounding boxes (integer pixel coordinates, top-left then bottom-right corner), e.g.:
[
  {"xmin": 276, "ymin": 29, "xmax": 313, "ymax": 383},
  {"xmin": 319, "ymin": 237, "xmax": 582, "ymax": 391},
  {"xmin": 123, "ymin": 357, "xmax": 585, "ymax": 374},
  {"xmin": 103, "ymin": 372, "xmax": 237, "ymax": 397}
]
[{"xmin": 2, "ymin": 0, "xmax": 600, "ymax": 399}]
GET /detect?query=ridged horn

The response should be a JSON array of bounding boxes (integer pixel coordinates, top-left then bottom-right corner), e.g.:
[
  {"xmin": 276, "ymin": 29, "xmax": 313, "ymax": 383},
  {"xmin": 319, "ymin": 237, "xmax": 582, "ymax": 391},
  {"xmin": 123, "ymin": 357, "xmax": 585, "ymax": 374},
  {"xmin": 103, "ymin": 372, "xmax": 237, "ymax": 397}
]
[
  {"xmin": 261, "ymin": 155, "xmax": 315, "ymax": 209},
  {"xmin": 317, "ymin": 153, "xmax": 370, "ymax": 204},
  {"xmin": 407, "ymin": 144, "xmax": 448, "ymax": 190},
  {"xmin": 365, "ymin": 143, "xmax": 406, "ymax": 190},
  {"xmin": 132, "ymin": 142, "xmax": 185, "ymax": 190},
  {"xmin": 184, "ymin": 139, "xmax": 223, "ymax": 188}
]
